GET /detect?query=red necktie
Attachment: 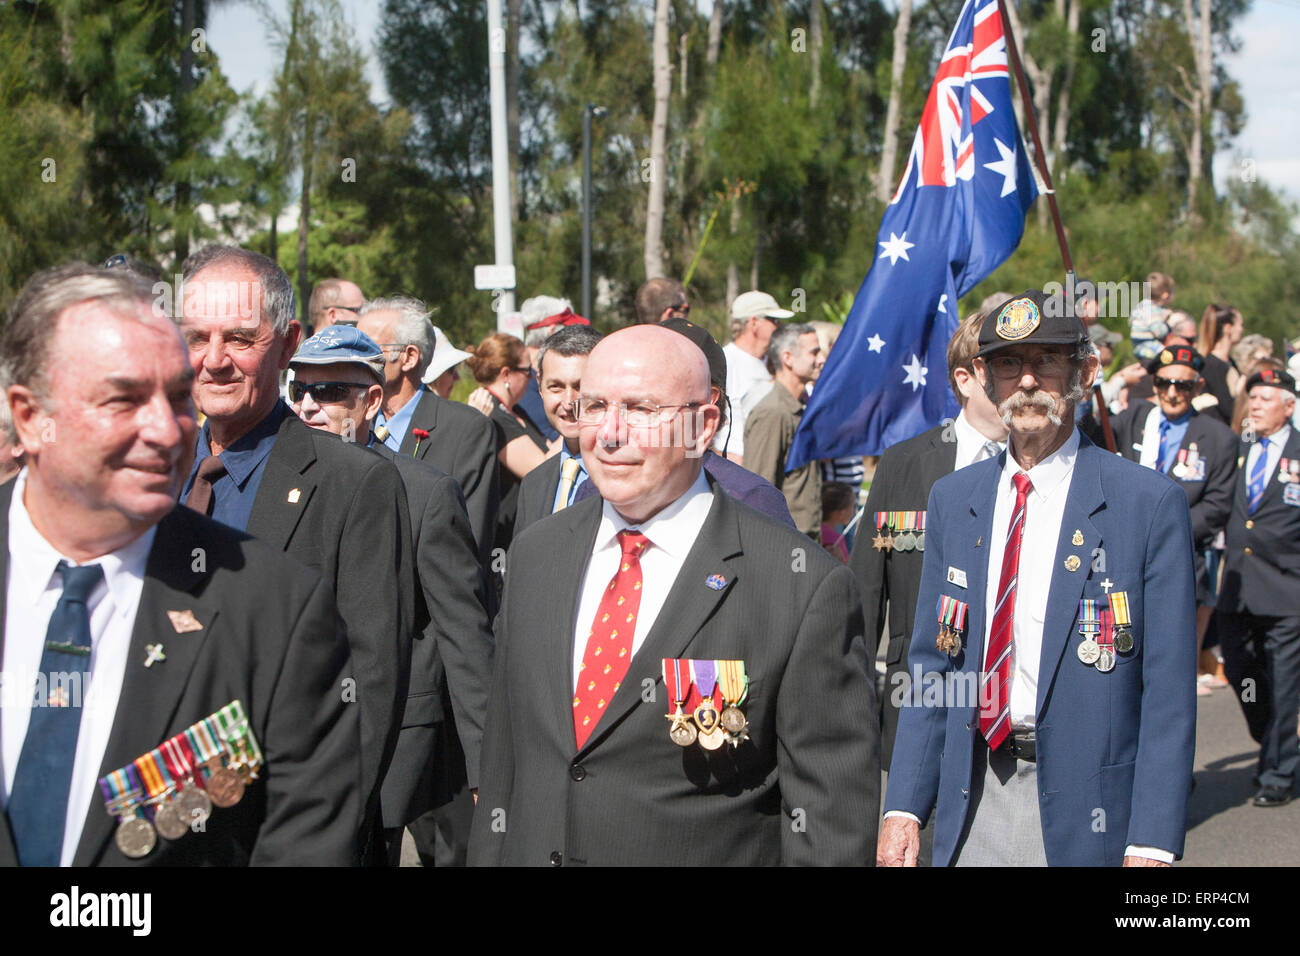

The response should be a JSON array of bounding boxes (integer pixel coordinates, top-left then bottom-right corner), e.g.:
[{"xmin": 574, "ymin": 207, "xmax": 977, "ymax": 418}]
[
  {"xmin": 980, "ymin": 471, "xmax": 1032, "ymax": 750},
  {"xmin": 573, "ymin": 530, "xmax": 648, "ymax": 749}
]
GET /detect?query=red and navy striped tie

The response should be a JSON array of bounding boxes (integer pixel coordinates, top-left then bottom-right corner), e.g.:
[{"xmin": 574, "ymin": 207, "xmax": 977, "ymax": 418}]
[{"xmin": 980, "ymin": 472, "xmax": 1032, "ymax": 750}]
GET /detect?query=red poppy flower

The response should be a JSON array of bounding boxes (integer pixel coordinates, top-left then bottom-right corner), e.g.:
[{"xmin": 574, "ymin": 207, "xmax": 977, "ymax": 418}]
[{"xmin": 412, "ymin": 428, "xmax": 430, "ymax": 440}]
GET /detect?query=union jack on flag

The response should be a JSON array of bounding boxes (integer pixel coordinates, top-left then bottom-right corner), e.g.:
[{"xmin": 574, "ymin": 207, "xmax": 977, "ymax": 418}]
[{"xmin": 788, "ymin": 0, "xmax": 1038, "ymax": 466}]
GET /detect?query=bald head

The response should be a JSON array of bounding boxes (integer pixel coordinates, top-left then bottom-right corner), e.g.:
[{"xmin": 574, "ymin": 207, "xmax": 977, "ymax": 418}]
[
  {"xmin": 309, "ymin": 278, "xmax": 365, "ymax": 330},
  {"xmin": 579, "ymin": 325, "xmax": 719, "ymax": 523}
]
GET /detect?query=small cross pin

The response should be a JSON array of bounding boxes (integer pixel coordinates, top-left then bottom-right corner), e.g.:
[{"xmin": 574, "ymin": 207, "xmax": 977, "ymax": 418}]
[
  {"xmin": 144, "ymin": 643, "xmax": 166, "ymax": 668},
  {"xmin": 1100, "ymin": 578, "xmax": 1114, "ymax": 594}
]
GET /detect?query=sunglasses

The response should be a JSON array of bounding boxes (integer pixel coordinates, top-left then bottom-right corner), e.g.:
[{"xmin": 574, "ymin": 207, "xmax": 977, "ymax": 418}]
[
  {"xmin": 289, "ymin": 380, "xmax": 371, "ymax": 404},
  {"xmin": 1153, "ymin": 377, "xmax": 1197, "ymax": 393}
]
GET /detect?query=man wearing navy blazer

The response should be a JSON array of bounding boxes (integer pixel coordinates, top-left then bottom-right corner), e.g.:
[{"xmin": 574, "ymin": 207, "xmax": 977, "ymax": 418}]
[
  {"xmin": 469, "ymin": 325, "xmax": 878, "ymax": 866},
  {"xmin": 879, "ymin": 290, "xmax": 1196, "ymax": 867}
]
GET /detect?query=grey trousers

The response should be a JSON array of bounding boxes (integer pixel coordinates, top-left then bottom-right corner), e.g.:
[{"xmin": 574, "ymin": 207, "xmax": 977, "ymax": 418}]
[{"xmin": 953, "ymin": 738, "xmax": 1049, "ymax": 867}]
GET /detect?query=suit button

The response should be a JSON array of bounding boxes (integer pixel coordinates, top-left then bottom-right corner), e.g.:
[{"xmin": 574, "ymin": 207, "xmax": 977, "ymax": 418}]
[
  {"xmin": 965, "ymin": 722, "xmax": 971, "ymax": 730},
  {"xmin": 549, "ymin": 851, "xmax": 563, "ymax": 866},
  {"xmin": 570, "ymin": 764, "xmax": 586, "ymax": 782},
  {"xmin": 1245, "ymin": 547, "xmax": 1253, "ymax": 555},
  {"xmin": 1245, "ymin": 520, "xmax": 1254, "ymax": 529},
  {"xmin": 961, "ymin": 788, "xmax": 969, "ymax": 798}
]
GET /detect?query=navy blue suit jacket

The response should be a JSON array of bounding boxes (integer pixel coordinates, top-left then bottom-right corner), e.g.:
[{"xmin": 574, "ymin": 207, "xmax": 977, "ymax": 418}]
[{"xmin": 884, "ymin": 433, "xmax": 1197, "ymax": 866}]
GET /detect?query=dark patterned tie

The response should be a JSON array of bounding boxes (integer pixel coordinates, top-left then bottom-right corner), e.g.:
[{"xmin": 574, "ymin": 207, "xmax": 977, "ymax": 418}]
[{"xmin": 7, "ymin": 561, "xmax": 104, "ymax": 866}]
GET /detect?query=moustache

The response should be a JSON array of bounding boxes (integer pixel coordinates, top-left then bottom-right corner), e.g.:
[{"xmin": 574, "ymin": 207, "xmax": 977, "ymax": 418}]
[{"xmin": 999, "ymin": 390, "xmax": 1063, "ymax": 427}]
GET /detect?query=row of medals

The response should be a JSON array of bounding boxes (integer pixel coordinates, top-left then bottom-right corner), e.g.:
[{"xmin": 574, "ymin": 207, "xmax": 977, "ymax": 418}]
[
  {"xmin": 874, "ymin": 528, "xmax": 925, "ymax": 552},
  {"xmin": 110, "ymin": 739, "xmax": 259, "ymax": 859},
  {"xmin": 1077, "ymin": 625, "xmax": 1133, "ymax": 673},
  {"xmin": 668, "ymin": 698, "xmax": 748, "ymax": 750}
]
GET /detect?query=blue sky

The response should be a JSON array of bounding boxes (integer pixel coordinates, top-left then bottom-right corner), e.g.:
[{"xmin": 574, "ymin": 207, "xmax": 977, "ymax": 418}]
[{"xmin": 209, "ymin": 0, "xmax": 1300, "ymax": 207}]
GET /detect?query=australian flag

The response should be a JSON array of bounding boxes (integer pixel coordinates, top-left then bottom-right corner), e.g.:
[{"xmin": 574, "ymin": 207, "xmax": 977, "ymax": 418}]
[{"xmin": 787, "ymin": 0, "xmax": 1038, "ymax": 467}]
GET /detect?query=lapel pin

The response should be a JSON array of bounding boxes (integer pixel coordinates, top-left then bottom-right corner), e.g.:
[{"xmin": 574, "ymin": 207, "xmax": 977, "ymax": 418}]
[
  {"xmin": 143, "ymin": 643, "xmax": 166, "ymax": 668},
  {"xmin": 975, "ymin": 536, "xmax": 983, "ymax": 548},
  {"xmin": 1071, "ymin": 529, "xmax": 1084, "ymax": 546},
  {"xmin": 705, "ymin": 573, "xmax": 727, "ymax": 591},
  {"xmin": 1064, "ymin": 555, "xmax": 1081, "ymax": 572},
  {"xmin": 288, "ymin": 488, "xmax": 301, "ymax": 504},
  {"xmin": 166, "ymin": 609, "xmax": 203, "ymax": 633}
]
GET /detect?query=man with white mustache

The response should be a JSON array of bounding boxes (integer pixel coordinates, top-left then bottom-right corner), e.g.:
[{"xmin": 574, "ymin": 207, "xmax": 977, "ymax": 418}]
[{"xmin": 880, "ymin": 288, "xmax": 1196, "ymax": 868}]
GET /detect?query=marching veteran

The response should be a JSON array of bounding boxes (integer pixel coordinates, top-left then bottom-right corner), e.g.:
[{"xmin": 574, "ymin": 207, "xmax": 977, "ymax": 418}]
[
  {"xmin": 469, "ymin": 325, "xmax": 879, "ymax": 866},
  {"xmin": 879, "ymin": 289, "xmax": 1197, "ymax": 867}
]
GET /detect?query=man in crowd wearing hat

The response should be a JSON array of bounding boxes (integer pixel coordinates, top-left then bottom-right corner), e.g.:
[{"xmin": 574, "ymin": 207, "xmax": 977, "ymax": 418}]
[
  {"xmin": 1217, "ymin": 367, "xmax": 1300, "ymax": 807},
  {"xmin": 634, "ymin": 277, "xmax": 690, "ymax": 325},
  {"xmin": 715, "ymin": 290, "xmax": 794, "ymax": 464},
  {"xmin": 469, "ymin": 324, "xmax": 878, "ymax": 866},
  {"xmin": 743, "ymin": 322, "xmax": 825, "ymax": 538},
  {"xmin": 287, "ymin": 325, "xmax": 495, "ymax": 864},
  {"xmin": 307, "ymin": 277, "xmax": 365, "ymax": 332},
  {"xmin": 0, "ymin": 263, "xmax": 359, "ymax": 866},
  {"xmin": 851, "ymin": 310, "xmax": 1008, "ymax": 777},
  {"xmin": 514, "ymin": 324, "xmax": 604, "ymax": 533},
  {"xmin": 178, "ymin": 246, "xmax": 414, "ymax": 864},
  {"xmin": 1112, "ymin": 345, "xmax": 1238, "ymax": 666},
  {"xmin": 518, "ymin": 295, "xmax": 591, "ymax": 443},
  {"xmin": 879, "ymin": 289, "xmax": 1196, "ymax": 867},
  {"xmin": 356, "ymin": 296, "xmax": 499, "ymax": 567},
  {"xmin": 421, "ymin": 325, "xmax": 473, "ymax": 400}
]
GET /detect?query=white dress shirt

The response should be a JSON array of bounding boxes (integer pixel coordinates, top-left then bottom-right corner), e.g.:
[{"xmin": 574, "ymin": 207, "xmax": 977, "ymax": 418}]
[
  {"xmin": 572, "ymin": 471, "xmax": 714, "ymax": 690},
  {"xmin": 1, "ymin": 469, "xmax": 154, "ymax": 865},
  {"xmin": 1246, "ymin": 424, "xmax": 1290, "ymax": 485},
  {"xmin": 953, "ymin": 409, "xmax": 1006, "ymax": 470},
  {"xmin": 715, "ymin": 343, "xmax": 772, "ymax": 458}
]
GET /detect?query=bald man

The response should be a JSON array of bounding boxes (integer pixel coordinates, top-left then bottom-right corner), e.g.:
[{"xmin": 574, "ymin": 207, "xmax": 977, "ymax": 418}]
[
  {"xmin": 469, "ymin": 326, "xmax": 879, "ymax": 866},
  {"xmin": 308, "ymin": 278, "xmax": 365, "ymax": 331}
]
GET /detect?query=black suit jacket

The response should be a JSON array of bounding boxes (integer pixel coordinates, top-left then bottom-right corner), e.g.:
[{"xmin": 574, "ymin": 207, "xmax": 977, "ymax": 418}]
[
  {"xmin": 1111, "ymin": 402, "xmax": 1238, "ymax": 549},
  {"xmin": 397, "ymin": 386, "xmax": 501, "ymax": 568},
  {"xmin": 848, "ymin": 422, "xmax": 956, "ymax": 770},
  {"xmin": 246, "ymin": 411, "xmax": 414, "ymax": 838},
  {"xmin": 514, "ymin": 452, "xmax": 563, "ymax": 536},
  {"xmin": 1219, "ymin": 428, "xmax": 1300, "ymax": 617},
  {"xmin": 369, "ymin": 443, "xmax": 495, "ymax": 826},
  {"xmin": 0, "ymin": 493, "xmax": 359, "ymax": 866},
  {"xmin": 469, "ymin": 482, "xmax": 879, "ymax": 866}
]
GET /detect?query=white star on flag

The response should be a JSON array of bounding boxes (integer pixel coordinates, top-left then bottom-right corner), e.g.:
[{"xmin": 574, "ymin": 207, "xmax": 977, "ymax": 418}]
[
  {"xmin": 902, "ymin": 354, "xmax": 928, "ymax": 391},
  {"xmin": 984, "ymin": 138, "xmax": 1018, "ymax": 198},
  {"xmin": 878, "ymin": 231, "xmax": 915, "ymax": 266},
  {"xmin": 867, "ymin": 334, "xmax": 886, "ymax": 353},
  {"xmin": 937, "ymin": 294, "xmax": 948, "ymax": 314}
]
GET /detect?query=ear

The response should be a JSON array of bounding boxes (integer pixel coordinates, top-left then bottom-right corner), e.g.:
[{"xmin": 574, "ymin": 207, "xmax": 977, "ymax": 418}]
[
  {"xmin": 972, "ymin": 357, "xmax": 990, "ymax": 390},
  {"xmin": 953, "ymin": 366, "xmax": 978, "ymax": 402},
  {"xmin": 8, "ymin": 385, "xmax": 49, "ymax": 457},
  {"xmin": 1078, "ymin": 353, "xmax": 1100, "ymax": 391},
  {"xmin": 277, "ymin": 321, "xmax": 303, "ymax": 370},
  {"xmin": 400, "ymin": 346, "xmax": 421, "ymax": 375},
  {"xmin": 364, "ymin": 384, "xmax": 384, "ymax": 422}
]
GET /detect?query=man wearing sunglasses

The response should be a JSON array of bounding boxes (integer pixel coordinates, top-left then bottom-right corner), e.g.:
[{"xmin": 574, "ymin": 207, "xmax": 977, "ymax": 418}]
[
  {"xmin": 1112, "ymin": 346, "xmax": 1238, "ymax": 666},
  {"xmin": 307, "ymin": 278, "xmax": 365, "ymax": 332},
  {"xmin": 287, "ymin": 326, "xmax": 494, "ymax": 867}
]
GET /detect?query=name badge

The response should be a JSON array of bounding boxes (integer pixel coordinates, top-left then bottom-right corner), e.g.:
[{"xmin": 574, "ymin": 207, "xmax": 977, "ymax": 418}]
[
  {"xmin": 1284, "ymin": 483, "xmax": 1300, "ymax": 507},
  {"xmin": 947, "ymin": 566, "xmax": 968, "ymax": 589}
]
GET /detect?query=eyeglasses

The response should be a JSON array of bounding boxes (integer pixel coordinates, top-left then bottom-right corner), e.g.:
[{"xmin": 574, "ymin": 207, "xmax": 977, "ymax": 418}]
[
  {"xmin": 102, "ymin": 253, "xmax": 129, "ymax": 269},
  {"xmin": 511, "ymin": 366, "xmax": 535, "ymax": 378},
  {"xmin": 984, "ymin": 352, "xmax": 1072, "ymax": 379},
  {"xmin": 1153, "ymin": 376, "xmax": 1197, "ymax": 393},
  {"xmin": 330, "ymin": 304, "xmax": 362, "ymax": 314},
  {"xmin": 374, "ymin": 343, "xmax": 408, "ymax": 362},
  {"xmin": 289, "ymin": 380, "xmax": 371, "ymax": 404},
  {"xmin": 576, "ymin": 399, "xmax": 704, "ymax": 427}
]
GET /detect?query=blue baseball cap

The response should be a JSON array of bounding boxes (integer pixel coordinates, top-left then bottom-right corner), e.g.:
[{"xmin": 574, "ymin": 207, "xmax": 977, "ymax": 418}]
[{"xmin": 290, "ymin": 325, "xmax": 385, "ymax": 384}]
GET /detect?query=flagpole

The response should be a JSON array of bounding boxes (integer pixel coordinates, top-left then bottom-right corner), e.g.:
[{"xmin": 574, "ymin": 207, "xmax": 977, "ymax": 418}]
[{"xmin": 995, "ymin": 0, "xmax": 1072, "ymax": 276}]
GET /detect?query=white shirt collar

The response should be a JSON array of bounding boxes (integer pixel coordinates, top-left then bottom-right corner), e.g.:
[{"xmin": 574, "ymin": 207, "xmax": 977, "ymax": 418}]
[
  {"xmin": 9, "ymin": 469, "xmax": 156, "ymax": 619},
  {"xmin": 594, "ymin": 469, "xmax": 713, "ymax": 561},
  {"xmin": 1001, "ymin": 427, "xmax": 1081, "ymax": 504},
  {"xmin": 954, "ymin": 408, "xmax": 1005, "ymax": 460},
  {"xmin": 1261, "ymin": 424, "xmax": 1291, "ymax": 448}
]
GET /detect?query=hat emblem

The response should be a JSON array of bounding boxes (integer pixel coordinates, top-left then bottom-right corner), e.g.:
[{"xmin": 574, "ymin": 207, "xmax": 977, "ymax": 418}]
[{"xmin": 995, "ymin": 297, "xmax": 1041, "ymax": 341}]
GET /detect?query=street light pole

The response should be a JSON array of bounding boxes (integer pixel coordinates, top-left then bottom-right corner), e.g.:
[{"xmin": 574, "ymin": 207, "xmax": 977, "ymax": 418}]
[
  {"xmin": 487, "ymin": 0, "xmax": 515, "ymax": 324},
  {"xmin": 582, "ymin": 104, "xmax": 606, "ymax": 320}
]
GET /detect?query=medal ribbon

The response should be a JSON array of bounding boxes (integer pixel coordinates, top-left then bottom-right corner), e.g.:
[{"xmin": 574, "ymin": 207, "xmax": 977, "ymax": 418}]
[
  {"xmin": 188, "ymin": 720, "xmax": 222, "ymax": 763},
  {"xmin": 718, "ymin": 660, "xmax": 746, "ymax": 706},
  {"xmin": 662, "ymin": 659, "xmax": 690, "ymax": 707},
  {"xmin": 160, "ymin": 737, "xmax": 190, "ymax": 788},
  {"xmin": 875, "ymin": 512, "xmax": 887, "ymax": 531},
  {"xmin": 1099, "ymin": 607, "xmax": 1115, "ymax": 651},
  {"xmin": 122, "ymin": 764, "xmax": 149, "ymax": 820},
  {"xmin": 1078, "ymin": 599, "xmax": 1100, "ymax": 635},
  {"xmin": 1108, "ymin": 591, "xmax": 1131, "ymax": 628},
  {"xmin": 176, "ymin": 732, "xmax": 209, "ymax": 790},
  {"xmin": 919, "ymin": 512, "xmax": 926, "ymax": 534},
  {"xmin": 133, "ymin": 752, "xmax": 168, "ymax": 803},
  {"xmin": 221, "ymin": 700, "xmax": 263, "ymax": 766},
  {"xmin": 691, "ymin": 659, "xmax": 719, "ymax": 704},
  {"xmin": 953, "ymin": 599, "xmax": 968, "ymax": 633}
]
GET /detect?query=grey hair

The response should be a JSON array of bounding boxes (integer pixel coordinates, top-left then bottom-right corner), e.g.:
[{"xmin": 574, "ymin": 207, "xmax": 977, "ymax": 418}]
[
  {"xmin": 1, "ymin": 263, "xmax": 157, "ymax": 399},
  {"xmin": 728, "ymin": 317, "xmax": 748, "ymax": 342},
  {"xmin": 537, "ymin": 325, "xmax": 604, "ymax": 376},
  {"xmin": 181, "ymin": 245, "xmax": 297, "ymax": 336},
  {"xmin": 766, "ymin": 322, "xmax": 815, "ymax": 375},
  {"xmin": 360, "ymin": 295, "xmax": 438, "ymax": 379}
]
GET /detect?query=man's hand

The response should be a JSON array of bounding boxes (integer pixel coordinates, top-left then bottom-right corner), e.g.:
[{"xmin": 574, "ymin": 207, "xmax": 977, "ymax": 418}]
[
  {"xmin": 1123, "ymin": 855, "xmax": 1170, "ymax": 867},
  {"xmin": 467, "ymin": 387, "xmax": 494, "ymax": 417},
  {"xmin": 1118, "ymin": 362, "xmax": 1146, "ymax": 386},
  {"xmin": 877, "ymin": 816, "xmax": 920, "ymax": 867}
]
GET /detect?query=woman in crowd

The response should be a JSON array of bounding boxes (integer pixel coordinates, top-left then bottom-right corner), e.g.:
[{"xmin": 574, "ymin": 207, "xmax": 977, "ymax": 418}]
[
  {"xmin": 465, "ymin": 332, "xmax": 551, "ymax": 558},
  {"xmin": 1195, "ymin": 304, "xmax": 1244, "ymax": 426}
]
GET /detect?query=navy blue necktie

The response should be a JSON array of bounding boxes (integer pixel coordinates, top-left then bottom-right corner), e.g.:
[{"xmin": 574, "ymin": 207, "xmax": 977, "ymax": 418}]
[
  {"xmin": 1157, "ymin": 419, "xmax": 1173, "ymax": 474},
  {"xmin": 7, "ymin": 561, "xmax": 104, "ymax": 866},
  {"xmin": 1247, "ymin": 437, "xmax": 1271, "ymax": 514}
]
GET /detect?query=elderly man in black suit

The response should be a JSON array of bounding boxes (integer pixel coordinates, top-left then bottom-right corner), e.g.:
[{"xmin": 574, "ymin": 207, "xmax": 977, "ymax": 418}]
[
  {"xmin": 0, "ymin": 264, "xmax": 357, "ymax": 866},
  {"xmin": 177, "ymin": 246, "xmax": 414, "ymax": 864},
  {"xmin": 287, "ymin": 326, "xmax": 495, "ymax": 866},
  {"xmin": 850, "ymin": 310, "xmax": 1008, "ymax": 771},
  {"xmin": 469, "ymin": 325, "xmax": 879, "ymax": 866},
  {"xmin": 356, "ymin": 297, "xmax": 499, "ymax": 568}
]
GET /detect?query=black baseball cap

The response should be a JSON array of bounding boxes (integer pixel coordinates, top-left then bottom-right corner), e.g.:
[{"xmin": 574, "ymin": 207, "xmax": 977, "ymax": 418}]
[
  {"xmin": 977, "ymin": 289, "xmax": 1089, "ymax": 358},
  {"xmin": 661, "ymin": 317, "xmax": 727, "ymax": 391}
]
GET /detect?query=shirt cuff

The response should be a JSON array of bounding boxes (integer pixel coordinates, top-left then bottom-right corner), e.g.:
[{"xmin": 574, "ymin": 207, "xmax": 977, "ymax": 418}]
[
  {"xmin": 1125, "ymin": 844, "xmax": 1175, "ymax": 864},
  {"xmin": 884, "ymin": 810, "xmax": 921, "ymax": 824}
]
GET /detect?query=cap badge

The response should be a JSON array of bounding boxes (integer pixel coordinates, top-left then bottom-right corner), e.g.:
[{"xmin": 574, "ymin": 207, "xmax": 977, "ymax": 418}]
[{"xmin": 995, "ymin": 297, "xmax": 1041, "ymax": 341}]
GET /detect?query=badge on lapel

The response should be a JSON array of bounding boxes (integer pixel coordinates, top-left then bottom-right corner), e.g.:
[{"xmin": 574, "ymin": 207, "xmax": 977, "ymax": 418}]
[
  {"xmin": 1285, "ymin": 483, "xmax": 1300, "ymax": 507},
  {"xmin": 704, "ymin": 573, "xmax": 727, "ymax": 591},
  {"xmin": 166, "ymin": 609, "xmax": 203, "ymax": 633}
]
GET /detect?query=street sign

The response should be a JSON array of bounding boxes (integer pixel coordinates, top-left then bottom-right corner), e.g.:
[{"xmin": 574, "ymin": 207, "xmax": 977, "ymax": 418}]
[{"xmin": 474, "ymin": 264, "xmax": 516, "ymax": 290}]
